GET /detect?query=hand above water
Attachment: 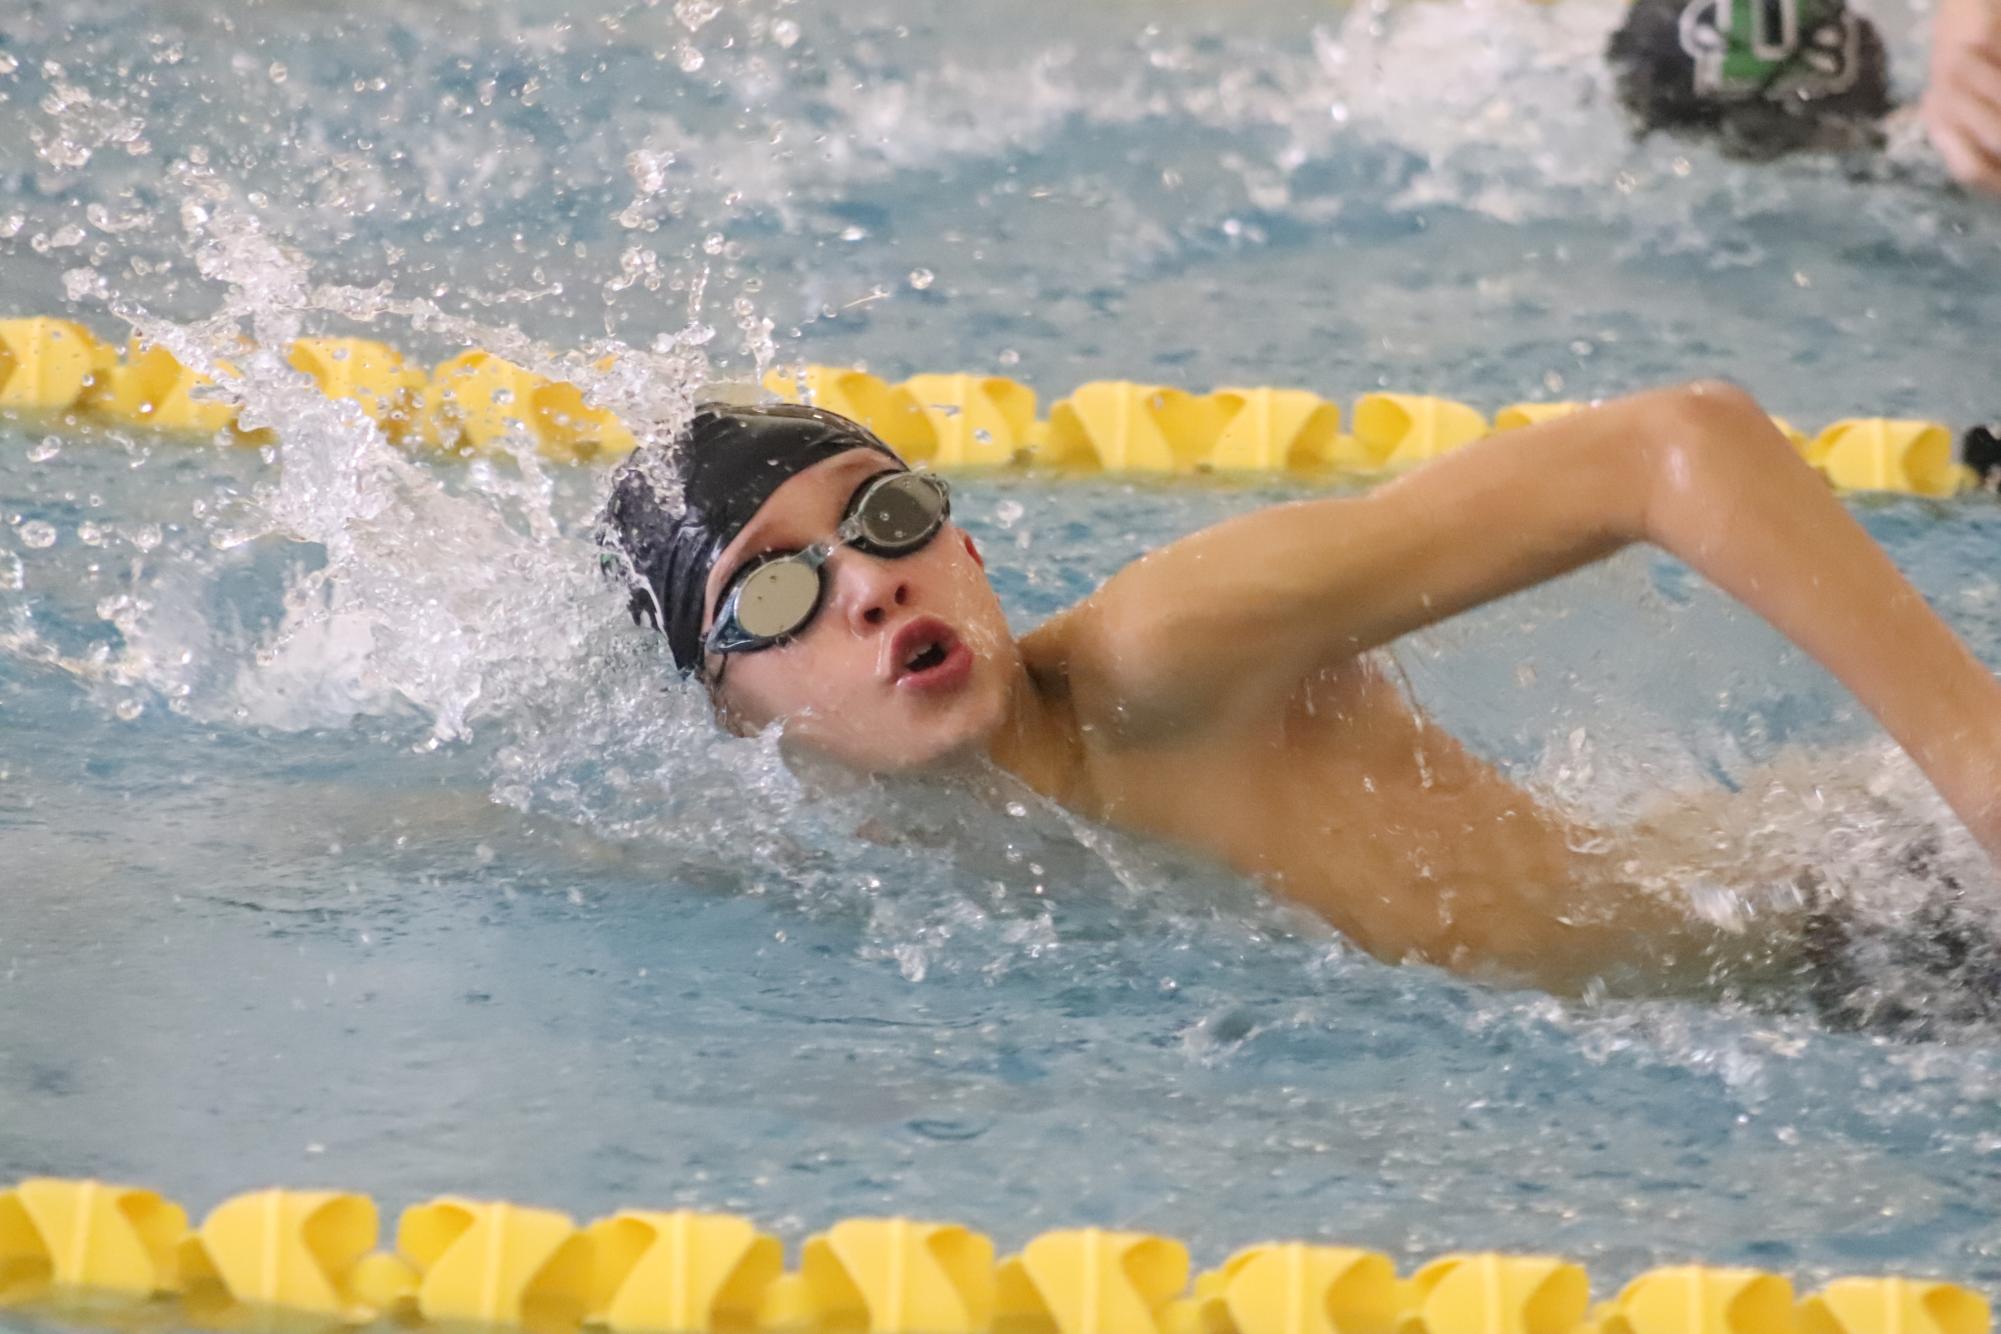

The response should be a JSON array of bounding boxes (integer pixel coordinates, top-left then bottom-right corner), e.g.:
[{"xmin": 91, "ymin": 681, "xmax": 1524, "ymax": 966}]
[{"xmin": 1924, "ymin": 0, "xmax": 2001, "ymax": 194}]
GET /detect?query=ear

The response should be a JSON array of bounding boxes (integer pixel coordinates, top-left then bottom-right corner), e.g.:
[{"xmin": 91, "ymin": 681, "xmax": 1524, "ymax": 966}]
[{"xmin": 960, "ymin": 531, "xmax": 986, "ymax": 570}]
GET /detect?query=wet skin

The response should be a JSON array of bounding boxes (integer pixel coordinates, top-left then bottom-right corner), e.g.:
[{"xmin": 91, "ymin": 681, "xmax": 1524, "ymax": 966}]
[{"xmin": 697, "ymin": 383, "xmax": 2001, "ymax": 996}]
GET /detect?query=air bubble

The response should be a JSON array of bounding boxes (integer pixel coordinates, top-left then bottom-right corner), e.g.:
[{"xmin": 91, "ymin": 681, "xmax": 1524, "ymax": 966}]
[
  {"xmin": 674, "ymin": 0, "xmax": 722, "ymax": 30},
  {"xmin": 115, "ymin": 700, "xmax": 144, "ymax": 722},
  {"xmin": 28, "ymin": 438, "xmax": 60, "ymax": 463},
  {"xmin": 908, "ymin": 268, "xmax": 935, "ymax": 291},
  {"xmin": 17, "ymin": 520, "xmax": 57, "ymax": 549}
]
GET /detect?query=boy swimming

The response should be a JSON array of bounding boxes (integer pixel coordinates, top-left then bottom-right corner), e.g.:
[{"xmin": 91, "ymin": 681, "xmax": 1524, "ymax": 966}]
[{"xmin": 601, "ymin": 384, "xmax": 2001, "ymax": 1006}]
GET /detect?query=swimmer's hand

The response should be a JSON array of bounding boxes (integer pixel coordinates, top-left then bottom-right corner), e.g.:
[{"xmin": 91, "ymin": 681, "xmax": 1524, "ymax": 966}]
[
  {"xmin": 1041, "ymin": 382, "xmax": 2001, "ymax": 861},
  {"xmin": 1923, "ymin": 0, "xmax": 2001, "ymax": 195}
]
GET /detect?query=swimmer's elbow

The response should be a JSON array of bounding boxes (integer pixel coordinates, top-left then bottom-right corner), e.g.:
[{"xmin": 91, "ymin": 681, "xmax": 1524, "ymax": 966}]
[{"xmin": 1636, "ymin": 378, "xmax": 1794, "ymax": 539}]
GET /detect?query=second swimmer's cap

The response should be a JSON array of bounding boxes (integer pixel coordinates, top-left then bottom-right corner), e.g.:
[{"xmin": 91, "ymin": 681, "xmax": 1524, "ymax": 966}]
[
  {"xmin": 601, "ymin": 402, "xmax": 902, "ymax": 675},
  {"xmin": 1606, "ymin": 0, "xmax": 1891, "ymax": 157}
]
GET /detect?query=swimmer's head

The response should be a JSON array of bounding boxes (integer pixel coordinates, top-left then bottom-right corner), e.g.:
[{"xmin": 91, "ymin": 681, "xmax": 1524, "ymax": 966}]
[
  {"xmin": 601, "ymin": 402, "xmax": 1019, "ymax": 772},
  {"xmin": 1966, "ymin": 423, "xmax": 2001, "ymax": 489},
  {"xmin": 1606, "ymin": 0, "xmax": 1891, "ymax": 158}
]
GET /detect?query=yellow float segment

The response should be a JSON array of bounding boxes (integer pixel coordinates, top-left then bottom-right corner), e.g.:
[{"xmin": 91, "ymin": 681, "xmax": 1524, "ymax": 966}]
[
  {"xmin": 1402, "ymin": 1252, "xmax": 1591, "ymax": 1334},
  {"xmin": 585, "ymin": 1210, "xmax": 782, "ymax": 1333},
  {"xmin": 531, "ymin": 378, "xmax": 639, "ymax": 463},
  {"xmin": 80, "ymin": 339, "xmax": 245, "ymax": 437},
  {"xmin": 0, "ymin": 1179, "xmax": 187, "ymax": 1298},
  {"xmin": 1807, "ymin": 419, "xmax": 1970, "ymax": 497},
  {"xmin": 995, "ymin": 1228, "xmax": 1190, "ymax": 1334},
  {"xmin": 0, "ymin": 1188, "xmax": 52, "ymax": 1305},
  {"xmin": 1208, "ymin": 387, "xmax": 1345, "ymax": 473},
  {"xmin": 1797, "ymin": 1278, "xmax": 1991, "ymax": 1334},
  {"xmin": 1594, "ymin": 1266, "xmax": 1796, "ymax": 1334},
  {"xmin": 419, "ymin": 350, "xmax": 548, "ymax": 454},
  {"xmin": 1193, "ymin": 1242, "xmax": 1399, "ymax": 1334},
  {"xmin": 181, "ymin": 1188, "xmax": 381, "ymax": 1320},
  {"xmin": 0, "ymin": 318, "xmax": 115, "ymax": 412},
  {"xmin": 902, "ymin": 372, "xmax": 1038, "ymax": 467},
  {"xmin": 797, "ymin": 1218, "xmax": 996, "ymax": 1334},
  {"xmin": 396, "ymin": 1198, "xmax": 593, "ymax": 1329},
  {"xmin": 761, "ymin": 365, "xmax": 936, "ymax": 457},
  {"xmin": 1349, "ymin": 393, "xmax": 1490, "ymax": 471},
  {"xmin": 288, "ymin": 338, "xmax": 429, "ymax": 442},
  {"xmin": 1043, "ymin": 382, "xmax": 1233, "ymax": 473}
]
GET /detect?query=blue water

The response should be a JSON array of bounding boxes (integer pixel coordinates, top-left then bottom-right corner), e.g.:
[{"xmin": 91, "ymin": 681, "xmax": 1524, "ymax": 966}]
[{"xmin": 6, "ymin": 0, "xmax": 2001, "ymax": 1312}]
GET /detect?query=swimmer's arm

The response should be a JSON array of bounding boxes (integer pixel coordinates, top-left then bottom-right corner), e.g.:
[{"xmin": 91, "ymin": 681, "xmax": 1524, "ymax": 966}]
[{"xmin": 1048, "ymin": 381, "xmax": 2001, "ymax": 856}]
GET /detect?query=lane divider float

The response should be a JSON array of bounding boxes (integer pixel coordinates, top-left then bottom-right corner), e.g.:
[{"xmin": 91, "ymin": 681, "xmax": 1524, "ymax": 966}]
[
  {"xmin": 0, "ymin": 1178, "xmax": 1987, "ymax": 1333},
  {"xmin": 0, "ymin": 317, "xmax": 1984, "ymax": 496}
]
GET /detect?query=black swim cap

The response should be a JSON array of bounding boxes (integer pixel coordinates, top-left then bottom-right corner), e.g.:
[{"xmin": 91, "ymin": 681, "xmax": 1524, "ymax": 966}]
[
  {"xmin": 1965, "ymin": 423, "xmax": 2001, "ymax": 487},
  {"xmin": 600, "ymin": 402, "xmax": 903, "ymax": 675},
  {"xmin": 1606, "ymin": 0, "xmax": 1891, "ymax": 158}
]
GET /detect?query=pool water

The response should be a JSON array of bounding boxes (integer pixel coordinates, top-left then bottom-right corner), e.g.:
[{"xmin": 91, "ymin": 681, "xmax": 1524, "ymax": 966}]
[{"xmin": 5, "ymin": 0, "xmax": 2001, "ymax": 1309}]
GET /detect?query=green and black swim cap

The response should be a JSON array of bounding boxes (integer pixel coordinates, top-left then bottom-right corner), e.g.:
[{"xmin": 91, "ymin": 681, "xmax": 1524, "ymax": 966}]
[
  {"xmin": 601, "ymin": 402, "xmax": 902, "ymax": 674},
  {"xmin": 1606, "ymin": 0, "xmax": 1891, "ymax": 157}
]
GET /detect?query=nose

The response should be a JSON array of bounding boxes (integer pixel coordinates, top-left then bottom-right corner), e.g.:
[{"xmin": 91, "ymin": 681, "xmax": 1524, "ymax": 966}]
[{"xmin": 832, "ymin": 551, "xmax": 912, "ymax": 636}]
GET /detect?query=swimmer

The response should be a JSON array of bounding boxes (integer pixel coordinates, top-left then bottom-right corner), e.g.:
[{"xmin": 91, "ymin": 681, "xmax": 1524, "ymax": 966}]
[
  {"xmin": 1606, "ymin": 0, "xmax": 1893, "ymax": 159},
  {"xmin": 1607, "ymin": 0, "xmax": 2001, "ymax": 192},
  {"xmin": 600, "ymin": 386, "xmax": 2001, "ymax": 1003}
]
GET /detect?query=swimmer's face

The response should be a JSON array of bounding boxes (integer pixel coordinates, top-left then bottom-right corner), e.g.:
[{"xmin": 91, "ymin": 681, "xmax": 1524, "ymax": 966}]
[{"xmin": 700, "ymin": 448, "xmax": 1018, "ymax": 772}]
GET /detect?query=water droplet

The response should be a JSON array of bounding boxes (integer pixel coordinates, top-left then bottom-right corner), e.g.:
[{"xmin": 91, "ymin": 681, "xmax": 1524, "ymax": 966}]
[
  {"xmin": 676, "ymin": 42, "xmax": 706, "ymax": 73},
  {"xmin": 995, "ymin": 499, "xmax": 1025, "ymax": 528},
  {"xmin": 17, "ymin": 520, "xmax": 56, "ymax": 549},
  {"xmin": 703, "ymin": 232, "xmax": 726, "ymax": 255},
  {"xmin": 1005, "ymin": 800, "xmax": 1028, "ymax": 818},
  {"xmin": 907, "ymin": 267, "xmax": 935, "ymax": 291},
  {"xmin": 771, "ymin": 18, "xmax": 802, "ymax": 47},
  {"xmin": 63, "ymin": 266, "xmax": 105, "ymax": 302},
  {"xmin": 997, "ymin": 348, "xmax": 1020, "ymax": 367},
  {"xmin": 27, "ymin": 438, "xmax": 60, "ymax": 462},
  {"xmin": 76, "ymin": 521, "xmax": 104, "ymax": 546},
  {"xmin": 840, "ymin": 225, "xmax": 867, "ymax": 242},
  {"xmin": 674, "ymin": 0, "xmax": 722, "ymax": 30},
  {"xmin": 127, "ymin": 523, "xmax": 161, "ymax": 552},
  {"xmin": 115, "ymin": 699, "xmax": 144, "ymax": 722},
  {"xmin": 267, "ymin": 61, "xmax": 287, "ymax": 84}
]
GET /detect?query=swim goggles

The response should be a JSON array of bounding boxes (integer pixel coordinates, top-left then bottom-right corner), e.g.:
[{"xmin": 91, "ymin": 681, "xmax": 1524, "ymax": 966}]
[{"xmin": 704, "ymin": 469, "xmax": 952, "ymax": 664}]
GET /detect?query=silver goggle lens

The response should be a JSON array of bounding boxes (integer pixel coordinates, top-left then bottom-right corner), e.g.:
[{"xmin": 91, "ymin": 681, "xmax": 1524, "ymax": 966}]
[
  {"xmin": 854, "ymin": 472, "xmax": 948, "ymax": 552},
  {"xmin": 731, "ymin": 557, "xmax": 824, "ymax": 641}
]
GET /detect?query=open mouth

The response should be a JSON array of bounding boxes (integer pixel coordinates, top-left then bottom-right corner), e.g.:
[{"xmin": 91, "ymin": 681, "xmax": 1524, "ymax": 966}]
[{"xmin": 887, "ymin": 617, "xmax": 972, "ymax": 692}]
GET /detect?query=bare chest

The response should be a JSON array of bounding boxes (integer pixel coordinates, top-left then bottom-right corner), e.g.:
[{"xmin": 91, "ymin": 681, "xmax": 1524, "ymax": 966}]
[{"xmin": 1065, "ymin": 663, "xmax": 1607, "ymax": 976}]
